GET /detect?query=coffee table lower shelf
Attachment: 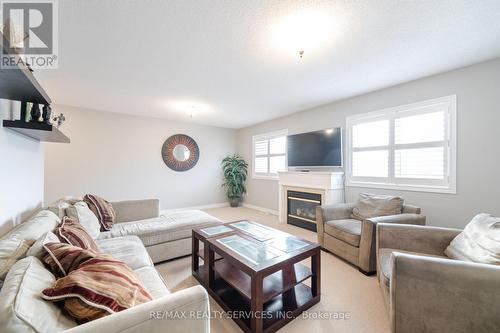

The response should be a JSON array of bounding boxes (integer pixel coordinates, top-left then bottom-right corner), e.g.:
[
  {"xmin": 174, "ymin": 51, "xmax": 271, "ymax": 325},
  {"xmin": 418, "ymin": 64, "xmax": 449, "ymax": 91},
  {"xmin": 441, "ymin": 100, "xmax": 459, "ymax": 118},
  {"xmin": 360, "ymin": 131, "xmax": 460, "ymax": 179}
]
[{"xmin": 208, "ymin": 275, "xmax": 319, "ymax": 333}]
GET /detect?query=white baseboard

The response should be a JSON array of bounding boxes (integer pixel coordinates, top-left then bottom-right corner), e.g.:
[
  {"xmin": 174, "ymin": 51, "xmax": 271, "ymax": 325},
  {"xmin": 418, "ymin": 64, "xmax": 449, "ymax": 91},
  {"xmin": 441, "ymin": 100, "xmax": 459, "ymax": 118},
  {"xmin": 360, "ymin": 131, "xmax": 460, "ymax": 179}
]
[
  {"xmin": 161, "ymin": 202, "xmax": 229, "ymax": 214},
  {"xmin": 242, "ymin": 203, "xmax": 279, "ymax": 216}
]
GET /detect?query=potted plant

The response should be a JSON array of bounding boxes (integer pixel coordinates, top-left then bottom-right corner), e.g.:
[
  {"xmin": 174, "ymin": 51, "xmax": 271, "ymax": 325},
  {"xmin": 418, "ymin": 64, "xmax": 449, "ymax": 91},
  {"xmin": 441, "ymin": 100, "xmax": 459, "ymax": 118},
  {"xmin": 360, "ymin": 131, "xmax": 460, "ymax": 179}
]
[{"xmin": 221, "ymin": 154, "xmax": 248, "ymax": 207}]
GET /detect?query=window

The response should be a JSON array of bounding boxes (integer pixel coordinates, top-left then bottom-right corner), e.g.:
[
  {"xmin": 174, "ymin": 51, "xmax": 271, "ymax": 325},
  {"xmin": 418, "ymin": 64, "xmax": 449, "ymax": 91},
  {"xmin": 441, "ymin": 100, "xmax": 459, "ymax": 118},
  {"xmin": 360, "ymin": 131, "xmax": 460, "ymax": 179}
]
[
  {"xmin": 346, "ymin": 95, "xmax": 456, "ymax": 193},
  {"xmin": 252, "ymin": 129, "xmax": 288, "ymax": 179}
]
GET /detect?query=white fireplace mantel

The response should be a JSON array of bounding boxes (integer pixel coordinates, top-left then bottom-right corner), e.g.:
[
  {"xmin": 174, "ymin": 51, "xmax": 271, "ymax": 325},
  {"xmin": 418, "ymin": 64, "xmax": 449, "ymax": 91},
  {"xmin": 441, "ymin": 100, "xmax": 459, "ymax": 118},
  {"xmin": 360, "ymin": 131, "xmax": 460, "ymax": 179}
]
[{"xmin": 278, "ymin": 171, "xmax": 345, "ymax": 223}]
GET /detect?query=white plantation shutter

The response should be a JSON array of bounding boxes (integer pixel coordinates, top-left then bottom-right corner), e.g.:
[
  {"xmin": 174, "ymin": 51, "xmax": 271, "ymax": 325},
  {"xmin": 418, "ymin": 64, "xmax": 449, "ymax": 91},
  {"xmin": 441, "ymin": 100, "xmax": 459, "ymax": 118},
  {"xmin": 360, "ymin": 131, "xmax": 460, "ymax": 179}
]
[
  {"xmin": 252, "ymin": 130, "xmax": 288, "ymax": 178},
  {"xmin": 346, "ymin": 96, "xmax": 456, "ymax": 193}
]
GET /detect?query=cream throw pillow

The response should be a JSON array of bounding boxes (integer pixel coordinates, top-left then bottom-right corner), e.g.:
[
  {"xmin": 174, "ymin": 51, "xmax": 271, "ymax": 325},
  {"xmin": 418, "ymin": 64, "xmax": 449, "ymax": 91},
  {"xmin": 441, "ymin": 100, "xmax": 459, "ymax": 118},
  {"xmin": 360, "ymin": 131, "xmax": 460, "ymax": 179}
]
[
  {"xmin": 47, "ymin": 197, "xmax": 82, "ymax": 219},
  {"xmin": 445, "ymin": 213, "xmax": 500, "ymax": 265},
  {"xmin": 0, "ymin": 257, "xmax": 77, "ymax": 332},
  {"xmin": 351, "ymin": 193, "xmax": 403, "ymax": 220},
  {"xmin": 66, "ymin": 201, "xmax": 101, "ymax": 239},
  {"xmin": 26, "ymin": 231, "xmax": 60, "ymax": 259}
]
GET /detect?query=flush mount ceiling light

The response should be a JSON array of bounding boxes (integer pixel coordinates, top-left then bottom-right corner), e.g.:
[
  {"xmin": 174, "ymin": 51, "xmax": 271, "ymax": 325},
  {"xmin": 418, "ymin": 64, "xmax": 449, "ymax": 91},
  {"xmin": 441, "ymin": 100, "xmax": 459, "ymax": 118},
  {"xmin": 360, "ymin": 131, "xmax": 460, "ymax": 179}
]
[
  {"xmin": 272, "ymin": 10, "xmax": 334, "ymax": 59},
  {"xmin": 167, "ymin": 100, "xmax": 211, "ymax": 118}
]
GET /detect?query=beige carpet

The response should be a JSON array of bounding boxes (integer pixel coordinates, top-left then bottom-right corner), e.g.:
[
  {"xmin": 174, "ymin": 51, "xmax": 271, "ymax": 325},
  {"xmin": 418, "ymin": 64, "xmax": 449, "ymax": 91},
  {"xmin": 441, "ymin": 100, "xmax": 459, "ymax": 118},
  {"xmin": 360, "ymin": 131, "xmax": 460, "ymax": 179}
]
[{"xmin": 155, "ymin": 207, "xmax": 390, "ymax": 333}]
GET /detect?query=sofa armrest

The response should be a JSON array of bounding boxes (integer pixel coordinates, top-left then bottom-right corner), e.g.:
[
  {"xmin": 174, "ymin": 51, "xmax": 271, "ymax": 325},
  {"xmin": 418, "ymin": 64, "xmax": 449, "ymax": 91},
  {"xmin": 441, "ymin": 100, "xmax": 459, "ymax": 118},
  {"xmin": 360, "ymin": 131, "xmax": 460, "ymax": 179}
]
[
  {"xmin": 317, "ymin": 203, "xmax": 355, "ymax": 221},
  {"xmin": 377, "ymin": 223, "xmax": 460, "ymax": 256},
  {"xmin": 390, "ymin": 253, "xmax": 500, "ymax": 333},
  {"xmin": 63, "ymin": 286, "xmax": 210, "ymax": 333},
  {"xmin": 111, "ymin": 199, "xmax": 160, "ymax": 223},
  {"xmin": 357, "ymin": 214, "xmax": 425, "ymax": 273},
  {"xmin": 368, "ymin": 213, "xmax": 426, "ymax": 226},
  {"xmin": 316, "ymin": 203, "xmax": 355, "ymax": 247}
]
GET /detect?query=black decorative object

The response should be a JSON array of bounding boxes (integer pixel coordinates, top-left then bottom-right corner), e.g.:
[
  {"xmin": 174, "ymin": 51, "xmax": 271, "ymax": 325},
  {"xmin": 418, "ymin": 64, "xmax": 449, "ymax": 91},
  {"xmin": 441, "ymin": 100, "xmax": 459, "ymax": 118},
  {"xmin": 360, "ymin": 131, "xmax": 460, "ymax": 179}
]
[
  {"xmin": 30, "ymin": 103, "xmax": 41, "ymax": 122},
  {"xmin": 161, "ymin": 134, "xmax": 199, "ymax": 171},
  {"xmin": 42, "ymin": 105, "xmax": 52, "ymax": 124},
  {"xmin": 20, "ymin": 101, "xmax": 28, "ymax": 122}
]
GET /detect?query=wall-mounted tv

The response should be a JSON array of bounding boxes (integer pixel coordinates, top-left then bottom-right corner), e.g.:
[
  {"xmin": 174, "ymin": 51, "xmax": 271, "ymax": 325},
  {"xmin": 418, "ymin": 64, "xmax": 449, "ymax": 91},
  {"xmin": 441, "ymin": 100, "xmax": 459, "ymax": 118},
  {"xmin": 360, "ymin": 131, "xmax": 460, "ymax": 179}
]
[{"xmin": 287, "ymin": 128, "xmax": 342, "ymax": 168}]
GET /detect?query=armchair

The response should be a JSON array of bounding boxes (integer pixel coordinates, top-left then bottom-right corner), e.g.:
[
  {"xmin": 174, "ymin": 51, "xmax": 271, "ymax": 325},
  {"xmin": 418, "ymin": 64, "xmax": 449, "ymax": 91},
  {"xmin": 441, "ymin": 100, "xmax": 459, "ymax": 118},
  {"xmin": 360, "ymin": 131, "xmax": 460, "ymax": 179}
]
[
  {"xmin": 316, "ymin": 203, "xmax": 425, "ymax": 274},
  {"xmin": 376, "ymin": 223, "xmax": 500, "ymax": 333}
]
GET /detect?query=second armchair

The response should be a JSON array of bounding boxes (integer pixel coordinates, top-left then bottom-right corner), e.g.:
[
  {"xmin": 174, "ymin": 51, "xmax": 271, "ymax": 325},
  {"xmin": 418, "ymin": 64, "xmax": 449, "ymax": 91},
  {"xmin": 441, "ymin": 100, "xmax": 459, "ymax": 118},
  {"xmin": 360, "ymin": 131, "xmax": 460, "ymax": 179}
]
[{"xmin": 316, "ymin": 198, "xmax": 426, "ymax": 274}]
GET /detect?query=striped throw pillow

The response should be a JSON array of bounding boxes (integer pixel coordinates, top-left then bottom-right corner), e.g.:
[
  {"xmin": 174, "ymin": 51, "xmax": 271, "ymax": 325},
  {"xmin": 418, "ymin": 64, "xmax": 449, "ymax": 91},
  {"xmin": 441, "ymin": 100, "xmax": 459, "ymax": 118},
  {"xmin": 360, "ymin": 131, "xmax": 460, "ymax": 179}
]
[
  {"xmin": 83, "ymin": 194, "xmax": 116, "ymax": 231},
  {"xmin": 56, "ymin": 217, "xmax": 100, "ymax": 251},
  {"xmin": 42, "ymin": 242, "xmax": 100, "ymax": 277},
  {"xmin": 42, "ymin": 254, "xmax": 153, "ymax": 322}
]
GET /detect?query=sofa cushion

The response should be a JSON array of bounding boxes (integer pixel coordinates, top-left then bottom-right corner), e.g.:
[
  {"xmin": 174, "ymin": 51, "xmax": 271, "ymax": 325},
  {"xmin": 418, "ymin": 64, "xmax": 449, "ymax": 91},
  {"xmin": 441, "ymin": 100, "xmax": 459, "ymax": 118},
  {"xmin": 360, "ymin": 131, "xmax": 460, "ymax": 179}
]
[
  {"xmin": 96, "ymin": 236, "xmax": 153, "ymax": 270},
  {"xmin": 66, "ymin": 201, "xmax": 101, "ymax": 239},
  {"xmin": 445, "ymin": 213, "xmax": 500, "ymax": 265},
  {"xmin": 56, "ymin": 217, "xmax": 100, "ymax": 251},
  {"xmin": 378, "ymin": 248, "xmax": 448, "ymax": 287},
  {"xmin": 42, "ymin": 254, "xmax": 153, "ymax": 322},
  {"xmin": 43, "ymin": 242, "xmax": 100, "ymax": 277},
  {"xmin": 0, "ymin": 239, "xmax": 32, "ymax": 280},
  {"xmin": 84, "ymin": 194, "xmax": 117, "ymax": 231},
  {"xmin": 98, "ymin": 210, "xmax": 222, "ymax": 246},
  {"xmin": 324, "ymin": 219, "xmax": 361, "ymax": 247},
  {"xmin": 133, "ymin": 266, "xmax": 170, "ymax": 299},
  {"xmin": 0, "ymin": 210, "xmax": 60, "ymax": 280},
  {"xmin": 351, "ymin": 193, "xmax": 403, "ymax": 220},
  {"xmin": 0, "ymin": 256, "xmax": 77, "ymax": 333}
]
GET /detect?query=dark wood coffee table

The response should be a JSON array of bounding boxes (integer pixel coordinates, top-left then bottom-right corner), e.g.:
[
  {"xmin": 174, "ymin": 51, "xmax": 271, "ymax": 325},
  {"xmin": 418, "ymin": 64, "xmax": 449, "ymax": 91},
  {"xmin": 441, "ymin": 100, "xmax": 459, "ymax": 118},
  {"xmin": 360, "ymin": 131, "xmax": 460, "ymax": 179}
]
[{"xmin": 192, "ymin": 220, "xmax": 320, "ymax": 333}]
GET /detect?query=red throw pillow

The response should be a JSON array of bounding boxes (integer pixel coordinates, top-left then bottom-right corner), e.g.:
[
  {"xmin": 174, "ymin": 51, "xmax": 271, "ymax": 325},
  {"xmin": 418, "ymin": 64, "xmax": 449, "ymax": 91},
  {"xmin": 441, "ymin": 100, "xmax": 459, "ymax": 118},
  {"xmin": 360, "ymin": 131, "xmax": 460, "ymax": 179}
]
[
  {"xmin": 42, "ymin": 254, "xmax": 153, "ymax": 322},
  {"xmin": 56, "ymin": 217, "xmax": 100, "ymax": 252},
  {"xmin": 83, "ymin": 194, "xmax": 116, "ymax": 231},
  {"xmin": 43, "ymin": 241, "xmax": 100, "ymax": 277}
]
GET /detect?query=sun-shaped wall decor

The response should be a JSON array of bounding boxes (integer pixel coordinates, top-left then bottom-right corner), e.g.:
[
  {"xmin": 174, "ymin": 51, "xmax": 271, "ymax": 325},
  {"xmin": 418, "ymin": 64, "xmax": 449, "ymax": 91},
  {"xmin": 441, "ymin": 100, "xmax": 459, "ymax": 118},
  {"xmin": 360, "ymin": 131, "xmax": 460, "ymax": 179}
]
[{"xmin": 161, "ymin": 134, "xmax": 200, "ymax": 171}]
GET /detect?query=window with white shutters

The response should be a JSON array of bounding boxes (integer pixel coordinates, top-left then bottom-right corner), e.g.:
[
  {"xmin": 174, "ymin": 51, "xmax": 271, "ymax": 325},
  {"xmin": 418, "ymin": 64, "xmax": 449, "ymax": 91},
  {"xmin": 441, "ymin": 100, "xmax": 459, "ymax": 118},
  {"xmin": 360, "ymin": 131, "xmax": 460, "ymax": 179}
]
[
  {"xmin": 346, "ymin": 96, "xmax": 456, "ymax": 193},
  {"xmin": 252, "ymin": 130, "xmax": 288, "ymax": 179}
]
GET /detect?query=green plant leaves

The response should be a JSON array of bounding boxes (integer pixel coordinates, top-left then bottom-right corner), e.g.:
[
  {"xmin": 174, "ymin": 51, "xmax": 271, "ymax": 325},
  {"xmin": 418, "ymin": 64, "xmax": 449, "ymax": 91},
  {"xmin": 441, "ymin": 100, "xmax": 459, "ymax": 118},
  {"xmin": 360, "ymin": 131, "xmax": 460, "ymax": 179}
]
[{"xmin": 221, "ymin": 154, "xmax": 248, "ymax": 199}]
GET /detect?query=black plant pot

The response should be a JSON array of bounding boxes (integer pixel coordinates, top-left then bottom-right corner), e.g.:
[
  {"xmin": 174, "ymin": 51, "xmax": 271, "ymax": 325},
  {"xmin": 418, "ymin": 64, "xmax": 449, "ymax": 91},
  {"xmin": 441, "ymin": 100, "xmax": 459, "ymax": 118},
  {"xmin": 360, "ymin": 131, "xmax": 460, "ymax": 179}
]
[{"xmin": 229, "ymin": 197, "xmax": 241, "ymax": 207}]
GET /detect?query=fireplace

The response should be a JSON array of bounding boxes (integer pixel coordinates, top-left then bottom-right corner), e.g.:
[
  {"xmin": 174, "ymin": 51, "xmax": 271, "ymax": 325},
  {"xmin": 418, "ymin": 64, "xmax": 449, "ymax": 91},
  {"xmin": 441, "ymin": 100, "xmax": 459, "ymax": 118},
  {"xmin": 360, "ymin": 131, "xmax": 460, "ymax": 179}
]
[{"xmin": 287, "ymin": 190, "xmax": 321, "ymax": 231}]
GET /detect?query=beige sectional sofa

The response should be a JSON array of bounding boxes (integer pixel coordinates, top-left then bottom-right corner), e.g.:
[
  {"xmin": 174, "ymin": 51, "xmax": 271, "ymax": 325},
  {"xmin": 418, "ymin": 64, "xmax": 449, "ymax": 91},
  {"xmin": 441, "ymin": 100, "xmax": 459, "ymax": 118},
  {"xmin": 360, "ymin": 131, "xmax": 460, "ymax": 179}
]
[
  {"xmin": 101, "ymin": 199, "xmax": 222, "ymax": 262},
  {"xmin": 0, "ymin": 198, "xmax": 223, "ymax": 333}
]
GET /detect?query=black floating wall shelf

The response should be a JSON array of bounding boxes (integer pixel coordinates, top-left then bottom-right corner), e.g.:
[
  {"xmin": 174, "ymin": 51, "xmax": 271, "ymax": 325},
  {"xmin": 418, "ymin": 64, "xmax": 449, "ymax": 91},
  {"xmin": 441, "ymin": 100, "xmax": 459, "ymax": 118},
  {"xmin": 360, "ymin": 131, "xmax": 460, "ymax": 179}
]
[
  {"xmin": 1, "ymin": 31, "xmax": 70, "ymax": 143},
  {"xmin": 3, "ymin": 120, "xmax": 70, "ymax": 143}
]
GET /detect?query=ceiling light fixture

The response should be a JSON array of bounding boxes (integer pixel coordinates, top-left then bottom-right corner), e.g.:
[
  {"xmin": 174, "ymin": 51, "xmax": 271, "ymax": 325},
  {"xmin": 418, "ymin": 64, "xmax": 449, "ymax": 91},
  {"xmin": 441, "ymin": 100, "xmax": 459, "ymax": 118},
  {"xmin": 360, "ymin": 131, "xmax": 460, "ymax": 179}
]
[
  {"xmin": 167, "ymin": 100, "xmax": 211, "ymax": 118},
  {"xmin": 272, "ymin": 10, "xmax": 333, "ymax": 59}
]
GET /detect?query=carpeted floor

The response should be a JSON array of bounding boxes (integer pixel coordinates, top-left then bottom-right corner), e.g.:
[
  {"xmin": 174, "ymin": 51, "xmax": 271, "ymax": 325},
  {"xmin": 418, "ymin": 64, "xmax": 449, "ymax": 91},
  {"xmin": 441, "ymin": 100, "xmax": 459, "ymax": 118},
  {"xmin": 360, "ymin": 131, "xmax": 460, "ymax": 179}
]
[{"xmin": 155, "ymin": 207, "xmax": 390, "ymax": 333}]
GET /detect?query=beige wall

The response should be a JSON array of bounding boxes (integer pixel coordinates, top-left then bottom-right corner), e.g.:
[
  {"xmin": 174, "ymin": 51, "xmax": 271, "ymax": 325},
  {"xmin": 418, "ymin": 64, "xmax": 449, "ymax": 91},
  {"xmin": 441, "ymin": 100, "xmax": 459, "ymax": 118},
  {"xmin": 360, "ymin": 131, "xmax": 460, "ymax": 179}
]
[
  {"xmin": 236, "ymin": 58, "xmax": 500, "ymax": 229},
  {"xmin": 0, "ymin": 100, "xmax": 44, "ymax": 236},
  {"xmin": 44, "ymin": 106, "xmax": 236, "ymax": 209}
]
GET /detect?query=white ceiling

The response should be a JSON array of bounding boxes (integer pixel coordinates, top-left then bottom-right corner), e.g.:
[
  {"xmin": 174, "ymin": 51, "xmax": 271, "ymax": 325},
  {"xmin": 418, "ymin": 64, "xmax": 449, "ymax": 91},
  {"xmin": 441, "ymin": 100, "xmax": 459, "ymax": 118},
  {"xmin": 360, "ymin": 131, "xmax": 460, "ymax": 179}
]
[{"xmin": 35, "ymin": 0, "xmax": 500, "ymax": 129}]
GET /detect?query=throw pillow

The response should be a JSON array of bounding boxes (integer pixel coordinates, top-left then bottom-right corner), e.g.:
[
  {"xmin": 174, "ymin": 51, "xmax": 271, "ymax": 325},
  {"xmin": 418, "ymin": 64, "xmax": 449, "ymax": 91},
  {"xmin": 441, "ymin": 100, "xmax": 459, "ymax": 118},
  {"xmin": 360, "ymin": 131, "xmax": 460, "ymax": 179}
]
[
  {"xmin": 445, "ymin": 213, "xmax": 500, "ymax": 265},
  {"xmin": 26, "ymin": 231, "xmax": 60, "ymax": 259},
  {"xmin": 42, "ymin": 242, "xmax": 100, "ymax": 277},
  {"xmin": 351, "ymin": 193, "xmax": 404, "ymax": 220},
  {"xmin": 66, "ymin": 201, "xmax": 101, "ymax": 239},
  {"xmin": 47, "ymin": 197, "xmax": 82, "ymax": 219},
  {"xmin": 83, "ymin": 194, "xmax": 116, "ymax": 231},
  {"xmin": 42, "ymin": 254, "xmax": 153, "ymax": 322},
  {"xmin": 56, "ymin": 217, "xmax": 100, "ymax": 252}
]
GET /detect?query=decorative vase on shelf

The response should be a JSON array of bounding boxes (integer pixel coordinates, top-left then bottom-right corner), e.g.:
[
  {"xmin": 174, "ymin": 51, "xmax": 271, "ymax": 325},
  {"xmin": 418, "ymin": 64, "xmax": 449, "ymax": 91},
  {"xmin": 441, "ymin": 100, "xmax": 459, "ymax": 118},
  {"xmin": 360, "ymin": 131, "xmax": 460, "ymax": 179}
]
[
  {"xmin": 30, "ymin": 103, "xmax": 41, "ymax": 122},
  {"xmin": 20, "ymin": 101, "xmax": 27, "ymax": 122},
  {"xmin": 42, "ymin": 105, "xmax": 52, "ymax": 125}
]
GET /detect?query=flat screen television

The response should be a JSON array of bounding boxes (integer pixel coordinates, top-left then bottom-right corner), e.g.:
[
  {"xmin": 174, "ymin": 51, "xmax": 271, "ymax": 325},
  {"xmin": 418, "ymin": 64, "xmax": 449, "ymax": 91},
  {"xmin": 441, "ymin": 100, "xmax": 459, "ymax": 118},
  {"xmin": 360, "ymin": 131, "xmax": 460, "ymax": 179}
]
[{"xmin": 287, "ymin": 128, "xmax": 342, "ymax": 168}]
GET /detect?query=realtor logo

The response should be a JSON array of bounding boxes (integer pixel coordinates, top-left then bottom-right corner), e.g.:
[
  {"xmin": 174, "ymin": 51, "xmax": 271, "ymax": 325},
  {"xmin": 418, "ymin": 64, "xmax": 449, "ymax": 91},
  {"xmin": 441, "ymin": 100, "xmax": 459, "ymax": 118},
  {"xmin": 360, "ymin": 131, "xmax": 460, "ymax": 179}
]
[{"xmin": 1, "ymin": 0, "xmax": 58, "ymax": 69}]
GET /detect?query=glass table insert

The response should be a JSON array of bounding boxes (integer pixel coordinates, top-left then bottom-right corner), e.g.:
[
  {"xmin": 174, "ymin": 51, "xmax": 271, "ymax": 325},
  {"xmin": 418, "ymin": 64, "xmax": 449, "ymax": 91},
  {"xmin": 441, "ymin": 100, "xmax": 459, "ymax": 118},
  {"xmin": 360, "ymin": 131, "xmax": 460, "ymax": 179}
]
[
  {"xmin": 216, "ymin": 234, "xmax": 283, "ymax": 265},
  {"xmin": 229, "ymin": 221, "xmax": 277, "ymax": 241},
  {"xmin": 200, "ymin": 225, "xmax": 233, "ymax": 236}
]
